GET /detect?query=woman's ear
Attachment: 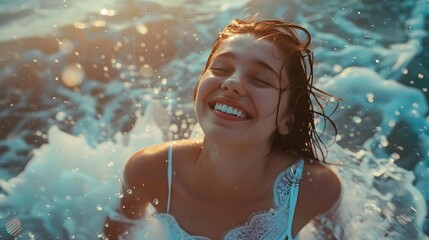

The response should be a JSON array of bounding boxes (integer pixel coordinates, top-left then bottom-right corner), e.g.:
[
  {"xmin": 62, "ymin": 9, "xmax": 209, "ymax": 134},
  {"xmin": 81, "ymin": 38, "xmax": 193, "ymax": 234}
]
[
  {"xmin": 278, "ymin": 125, "xmax": 289, "ymax": 135},
  {"xmin": 277, "ymin": 90, "xmax": 295, "ymax": 135},
  {"xmin": 277, "ymin": 112, "xmax": 294, "ymax": 135}
]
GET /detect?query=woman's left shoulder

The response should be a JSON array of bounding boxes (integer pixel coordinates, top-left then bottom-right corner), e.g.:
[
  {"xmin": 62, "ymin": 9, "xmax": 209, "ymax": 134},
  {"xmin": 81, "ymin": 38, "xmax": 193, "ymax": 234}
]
[{"xmin": 299, "ymin": 160, "xmax": 342, "ymax": 215}]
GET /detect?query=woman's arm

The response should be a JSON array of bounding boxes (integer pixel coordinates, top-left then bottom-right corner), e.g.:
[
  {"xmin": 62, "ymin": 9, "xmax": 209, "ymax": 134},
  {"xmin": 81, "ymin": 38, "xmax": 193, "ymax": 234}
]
[
  {"xmin": 103, "ymin": 144, "xmax": 170, "ymax": 239},
  {"xmin": 293, "ymin": 161, "xmax": 342, "ymax": 237},
  {"xmin": 103, "ymin": 184, "xmax": 150, "ymax": 240}
]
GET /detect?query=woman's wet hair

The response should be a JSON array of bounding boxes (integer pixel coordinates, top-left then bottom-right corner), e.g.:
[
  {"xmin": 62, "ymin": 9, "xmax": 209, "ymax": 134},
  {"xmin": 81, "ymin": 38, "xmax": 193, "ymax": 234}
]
[{"xmin": 195, "ymin": 18, "xmax": 339, "ymax": 163}]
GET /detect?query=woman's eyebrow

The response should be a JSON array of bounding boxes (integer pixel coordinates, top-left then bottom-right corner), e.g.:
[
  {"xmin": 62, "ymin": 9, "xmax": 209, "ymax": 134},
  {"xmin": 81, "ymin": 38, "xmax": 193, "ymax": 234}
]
[
  {"xmin": 212, "ymin": 51, "xmax": 235, "ymax": 62},
  {"xmin": 213, "ymin": 52, "xmax": 279, "ymax": 77}
]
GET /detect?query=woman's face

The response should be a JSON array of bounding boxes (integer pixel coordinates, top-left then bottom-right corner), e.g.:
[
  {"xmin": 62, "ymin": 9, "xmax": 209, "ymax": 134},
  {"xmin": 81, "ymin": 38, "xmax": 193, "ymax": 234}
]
[{"xmin": 194, "ymin": 34, "xmax": 293, "ymax": 146}]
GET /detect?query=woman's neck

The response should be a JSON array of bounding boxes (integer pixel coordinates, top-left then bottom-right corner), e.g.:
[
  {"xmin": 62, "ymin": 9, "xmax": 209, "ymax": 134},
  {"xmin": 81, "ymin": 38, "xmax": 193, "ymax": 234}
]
[{"xmin": 189, "ymin": 137, "xmax": 275, "ymax": 203}]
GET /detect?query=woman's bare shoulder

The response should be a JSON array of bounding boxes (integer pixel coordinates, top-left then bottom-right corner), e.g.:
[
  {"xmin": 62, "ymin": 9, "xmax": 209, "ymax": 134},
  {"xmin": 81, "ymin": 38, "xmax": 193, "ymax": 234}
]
[
  {"xmin": 123, "ymin": 142, "xmax": 171, "ymax": 193},
  {"xmin": 299, "ymin": 160, "xmax": 342, "ymax": 216},
  {"xmin": 123, "ymin": 139, "xmax": 203, "ymax": 191}
]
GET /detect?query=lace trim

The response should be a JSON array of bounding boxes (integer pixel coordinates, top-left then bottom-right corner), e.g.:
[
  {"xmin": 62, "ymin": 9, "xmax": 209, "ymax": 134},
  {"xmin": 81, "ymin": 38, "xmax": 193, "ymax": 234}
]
[
  {"xmin": 224, "ymin": 160, "xmax": 302, "ymax": 240},
  {"xmin": 125, "ymin": 159, "xmax": 303, "ymax": 240},
  {"xmin": 156, "ymin": 214, "xmax": 211, "ymax": 240},
  {"xmin": 123, "ymin": 160, "xmax": 304, "ymax": 240}
]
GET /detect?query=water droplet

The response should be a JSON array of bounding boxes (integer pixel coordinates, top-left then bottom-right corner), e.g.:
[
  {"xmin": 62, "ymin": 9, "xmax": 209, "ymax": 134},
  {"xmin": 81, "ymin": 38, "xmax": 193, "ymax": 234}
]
[
  {"xmin": 352, "ymin": 116, "xmax": 362, "ymax": 124},
  {"xmin": 380, "ymin": 137, "xmax": 389, "ymax": 147},
  {"xmin": 161, "ymin": 78, "xmax": 168, "ymax": 85},
  {"xmin": 96, "ymin": 204, "xmax": 103, "ymax": 211},
  {"xmin": 390, "ymin": 152, "xmax": 400, "ymax": 161},
  {"xmin": 169, "ymin": 124, "xmax": 179, "ymax": 133},
  {"xmin": 366, "ymin": 93, "xmax": 375, "ymax": 103},
  {"xmin": 332, "ymin": 64, "xmax": 343, "ymax": 73},
  {"xmin": 335, "ymin": 134, "xmax": 342, "ymax": 141},
  {"xmin": 55, "ymin": 111, "xmax": 66, "ymax": 121}
]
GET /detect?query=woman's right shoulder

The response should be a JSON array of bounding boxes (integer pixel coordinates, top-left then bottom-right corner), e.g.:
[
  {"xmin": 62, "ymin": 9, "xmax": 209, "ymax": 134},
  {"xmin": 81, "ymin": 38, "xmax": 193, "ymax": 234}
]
[
  {"xmin": 123, "ymin": 139, "xmax": 203, "ymax": 191},
  {"xmin": 123, "ymin": 141, "xmax": 172, "ymax": 189}
]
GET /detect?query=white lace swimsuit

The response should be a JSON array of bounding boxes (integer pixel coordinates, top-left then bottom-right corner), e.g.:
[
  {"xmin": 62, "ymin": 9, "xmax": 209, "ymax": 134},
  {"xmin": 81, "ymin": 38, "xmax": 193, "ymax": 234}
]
[{"xmin": 111, "ymin": 145, "xmax": 305, "ymax": 240}]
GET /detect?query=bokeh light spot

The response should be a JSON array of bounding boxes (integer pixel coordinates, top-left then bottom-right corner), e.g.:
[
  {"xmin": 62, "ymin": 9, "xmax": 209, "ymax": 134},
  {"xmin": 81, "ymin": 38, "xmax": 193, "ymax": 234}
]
[
  {"xmin": 61, "ymin": 64, "xmax": 84, "ymax": 87},
  {"xmin": 140, "ymin": 64, "xmax": 153, "ymax": 78},
  {"xmin": 136, "ymin": 24, "xmax": 149, "ymax": 35}
]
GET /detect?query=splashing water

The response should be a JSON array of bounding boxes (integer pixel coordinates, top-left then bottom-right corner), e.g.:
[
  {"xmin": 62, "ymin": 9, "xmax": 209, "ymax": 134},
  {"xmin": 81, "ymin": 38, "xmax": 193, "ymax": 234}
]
[{"xmin": 0, "ymin": 0, "xmax": 428, "ymax": 239}]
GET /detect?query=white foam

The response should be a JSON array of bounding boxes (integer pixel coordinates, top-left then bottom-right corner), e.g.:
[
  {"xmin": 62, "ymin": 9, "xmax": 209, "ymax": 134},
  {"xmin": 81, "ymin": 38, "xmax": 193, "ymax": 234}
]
[{"xmin": 0, "ymin": 100, "xmax": 166, "ymax": 239}]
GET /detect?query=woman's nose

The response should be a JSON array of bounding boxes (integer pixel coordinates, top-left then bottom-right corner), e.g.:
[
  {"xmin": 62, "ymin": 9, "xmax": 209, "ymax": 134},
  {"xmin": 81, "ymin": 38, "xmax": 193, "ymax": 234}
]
[{"xmin": 220, "ymin": 75, "xmax": 245, "ymax": 96}]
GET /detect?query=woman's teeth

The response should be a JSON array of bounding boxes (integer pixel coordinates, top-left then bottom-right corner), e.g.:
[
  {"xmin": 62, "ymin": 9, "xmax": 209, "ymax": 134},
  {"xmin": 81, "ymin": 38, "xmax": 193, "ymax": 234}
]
[{"xmin": 214, "ymin": 102, "xmax": 247, "ymax": 119}]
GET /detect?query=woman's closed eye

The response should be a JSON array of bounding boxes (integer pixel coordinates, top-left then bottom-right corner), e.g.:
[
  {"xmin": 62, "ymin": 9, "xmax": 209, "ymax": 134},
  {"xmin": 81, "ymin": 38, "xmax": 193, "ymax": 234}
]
[
  {"xmin": 210, "ymin": 67, "xmax": 232, "ymax": 76},
  {"xmin": 210, "ymin": 67, "xmax": 277, "ymax": 89},
  {"xmin": 249, "ymin": 76, "xmax": 276, "ymax": 88}
]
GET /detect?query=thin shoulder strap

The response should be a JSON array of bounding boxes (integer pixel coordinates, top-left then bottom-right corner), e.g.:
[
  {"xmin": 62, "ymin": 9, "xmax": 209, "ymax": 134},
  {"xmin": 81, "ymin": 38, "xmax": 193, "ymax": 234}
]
[
  {"xmin": 281, "ymin": 159, "xmax": 305, "ymax": 239},
  {"xmin": 166, "ymin": 143, "xmax": 174, "ymax": 213}
]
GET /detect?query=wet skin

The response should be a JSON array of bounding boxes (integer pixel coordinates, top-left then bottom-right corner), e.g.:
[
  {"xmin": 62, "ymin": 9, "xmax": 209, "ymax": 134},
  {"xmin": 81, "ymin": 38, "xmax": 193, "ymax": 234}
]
[
  {"xmin": 104, "ymin": 34, "xmax": 341, "ymax": 240},
  {"xmin": 194, "ymin": 34, "xmax": 293, "ymax": 147}
]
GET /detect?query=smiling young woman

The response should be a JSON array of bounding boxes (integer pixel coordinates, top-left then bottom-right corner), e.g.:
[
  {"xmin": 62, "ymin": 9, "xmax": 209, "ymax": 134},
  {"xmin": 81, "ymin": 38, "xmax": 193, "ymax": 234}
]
[
  {"xmin": 194, "ymin": 34, "xmax": 291, "ymax": 147},
  {"xmin": 104, "ymin": 18, "xmax": 341, "ymax": 240}
]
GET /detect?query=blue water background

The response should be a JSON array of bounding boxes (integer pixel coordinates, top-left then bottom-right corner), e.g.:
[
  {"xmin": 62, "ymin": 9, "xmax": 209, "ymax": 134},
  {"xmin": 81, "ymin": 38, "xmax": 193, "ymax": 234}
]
[{"xmin": 0, "ymin": 0, "xmax": 428, "ymax": 239}]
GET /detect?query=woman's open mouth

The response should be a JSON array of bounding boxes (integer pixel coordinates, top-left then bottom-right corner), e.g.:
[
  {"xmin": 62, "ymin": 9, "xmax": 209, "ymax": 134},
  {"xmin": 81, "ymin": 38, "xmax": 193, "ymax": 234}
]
[{"xmin": 211, "ymin": 102, "xmax": 250, "ymax": 119}]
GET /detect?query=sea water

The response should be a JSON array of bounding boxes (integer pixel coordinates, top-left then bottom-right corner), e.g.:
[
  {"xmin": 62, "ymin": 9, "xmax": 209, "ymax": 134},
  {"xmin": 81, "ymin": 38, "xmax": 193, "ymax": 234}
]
[{"xmin": 0, "ymin": 0, "xmax": 428, "ymax": 239}]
